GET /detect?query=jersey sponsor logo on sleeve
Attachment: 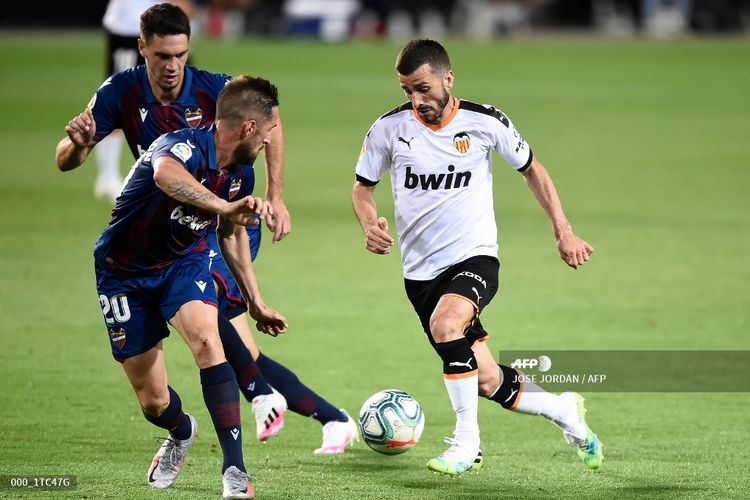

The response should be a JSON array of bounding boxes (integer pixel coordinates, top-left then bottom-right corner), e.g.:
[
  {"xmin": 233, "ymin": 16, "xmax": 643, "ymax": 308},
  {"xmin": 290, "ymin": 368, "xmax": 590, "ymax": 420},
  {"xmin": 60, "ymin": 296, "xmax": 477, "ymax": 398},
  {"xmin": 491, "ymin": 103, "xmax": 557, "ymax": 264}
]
[
  {"xmin": 453, "ymin": 132, "xmax": 471, "ymax": 153},
  {"xmin": 512, "ymin": 129, "xmax": 526, "ymax": 153},
  {"xmin": 228, "ymin": 179, "xmax": 242, "ymax": 199},
  {"xmin": 170, "ymin": 142, "xmax": 193, "ymax": 162},
  {"xmin": 184, "ymin": 107, "xmax": 203, "ymax": 128}
]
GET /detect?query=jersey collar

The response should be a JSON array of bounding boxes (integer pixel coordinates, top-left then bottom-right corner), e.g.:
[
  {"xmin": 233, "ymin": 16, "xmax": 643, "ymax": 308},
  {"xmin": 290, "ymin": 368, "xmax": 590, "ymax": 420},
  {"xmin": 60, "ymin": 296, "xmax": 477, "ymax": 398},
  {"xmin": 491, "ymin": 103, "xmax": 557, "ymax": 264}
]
[
  {"xmin": 412, "ymin": 97, "xmax": 460, "ymax": 131},
  {"xmin": 142, "ymin": 65, "xmax": 195, "ymax": 105}
]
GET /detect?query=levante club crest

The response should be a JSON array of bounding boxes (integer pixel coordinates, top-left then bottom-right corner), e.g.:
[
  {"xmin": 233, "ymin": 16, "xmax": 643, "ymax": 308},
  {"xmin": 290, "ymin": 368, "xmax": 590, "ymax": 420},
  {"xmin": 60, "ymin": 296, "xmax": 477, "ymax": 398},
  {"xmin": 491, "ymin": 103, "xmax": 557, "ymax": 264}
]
[
  {"xmin": 228, "ymin": 179, "xmax": 242, "ymax": 199},
  {"xmin": 109, "ymin": 327, "xmax": 127, "ymax": 350},
  {"xmin": 453, "ymin": 132, "xmax": 470, "ymax": 153},
  {"xmin": 184, "ymin": 107, "xmax": 203, "ymax": 128}
]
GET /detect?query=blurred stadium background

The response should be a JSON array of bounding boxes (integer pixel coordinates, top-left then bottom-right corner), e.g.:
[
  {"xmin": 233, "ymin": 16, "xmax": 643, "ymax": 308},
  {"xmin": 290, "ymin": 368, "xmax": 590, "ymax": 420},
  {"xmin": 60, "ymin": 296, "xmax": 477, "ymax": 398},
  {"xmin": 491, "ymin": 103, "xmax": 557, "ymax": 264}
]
[
  {"xmin": 0, "ymin": 1, "xmax": 748, "ymax": 499},
  {"xmin": 3, "ymin": 0, "xmax": 749, "ymax": 39}
]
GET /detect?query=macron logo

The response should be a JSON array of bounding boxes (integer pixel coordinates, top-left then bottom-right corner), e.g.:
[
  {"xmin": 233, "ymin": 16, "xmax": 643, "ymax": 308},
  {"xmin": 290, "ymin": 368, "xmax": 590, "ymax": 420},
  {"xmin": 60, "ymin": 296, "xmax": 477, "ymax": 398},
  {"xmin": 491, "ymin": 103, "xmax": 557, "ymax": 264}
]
[
  {"xmin": 230, "ymin": 428, "xmax": 240, "ymax": 441},
  {"xmin": 195, "ymin": 280, "xmax": 207, "ymax": 292},
  {"xmin": 139, "ymin": 108, "xmax": 148, "ymax": 122}
]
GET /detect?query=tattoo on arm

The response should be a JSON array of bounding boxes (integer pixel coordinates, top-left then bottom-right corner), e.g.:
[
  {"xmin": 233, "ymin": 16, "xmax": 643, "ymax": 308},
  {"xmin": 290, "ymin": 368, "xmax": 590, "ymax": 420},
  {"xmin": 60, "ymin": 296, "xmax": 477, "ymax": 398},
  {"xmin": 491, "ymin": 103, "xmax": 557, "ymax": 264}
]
[{"xmin": 168, "ymin": 179, "xmax": 215, "ymax": 206}]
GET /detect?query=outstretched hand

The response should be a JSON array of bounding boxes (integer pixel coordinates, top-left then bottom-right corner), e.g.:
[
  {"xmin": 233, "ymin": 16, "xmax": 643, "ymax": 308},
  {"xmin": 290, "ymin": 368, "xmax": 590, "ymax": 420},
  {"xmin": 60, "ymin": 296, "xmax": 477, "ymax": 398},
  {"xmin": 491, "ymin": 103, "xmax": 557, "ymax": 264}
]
[
  {"xmin": 557, "ymin": 232, "xmax": 594, "ymax": 269},
  {"xmin": 365, "ymin": 217, "xmax": 394, "ymax": 255},
  {"xmin": 65, "ymin": 108, "xmax": 96, "ymax": 148}
]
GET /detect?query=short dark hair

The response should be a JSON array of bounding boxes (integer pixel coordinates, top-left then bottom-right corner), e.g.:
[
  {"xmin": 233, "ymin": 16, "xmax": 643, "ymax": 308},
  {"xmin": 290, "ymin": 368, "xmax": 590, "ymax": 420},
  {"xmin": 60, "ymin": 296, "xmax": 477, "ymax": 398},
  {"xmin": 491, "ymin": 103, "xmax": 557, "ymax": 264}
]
[
  {"xmin": 396, "ymin": 39, "xmax": 451, "ymax": 76},
  {"xmin": 140, "ymin": 3, "xmax": 191, "ymax": 42},
  {"xmin": 217, "ymin": 75, "xmax": 279, "ymax": 124}
]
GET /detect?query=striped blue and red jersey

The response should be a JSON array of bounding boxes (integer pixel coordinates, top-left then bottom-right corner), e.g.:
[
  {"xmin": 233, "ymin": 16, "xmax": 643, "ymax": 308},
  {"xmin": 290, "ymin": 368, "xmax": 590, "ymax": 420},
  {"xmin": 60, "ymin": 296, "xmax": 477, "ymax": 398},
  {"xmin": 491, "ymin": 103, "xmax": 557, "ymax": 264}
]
[
  {"xmin": 94, "ymin": 125, "xmax": 255, "ymax": 276},
  {"xmin": 89, "ymin": 64, "xmax": 230, "ymax": 158}
]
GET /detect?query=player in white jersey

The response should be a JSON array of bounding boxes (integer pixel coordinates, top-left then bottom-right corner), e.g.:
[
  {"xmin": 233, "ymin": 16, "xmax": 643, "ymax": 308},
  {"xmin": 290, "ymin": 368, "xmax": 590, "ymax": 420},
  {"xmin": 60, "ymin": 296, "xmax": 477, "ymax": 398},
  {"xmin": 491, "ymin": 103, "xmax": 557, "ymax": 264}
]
[{"xmin": 352, "ymin": 39, "xmax": 603, "ymax": 476}]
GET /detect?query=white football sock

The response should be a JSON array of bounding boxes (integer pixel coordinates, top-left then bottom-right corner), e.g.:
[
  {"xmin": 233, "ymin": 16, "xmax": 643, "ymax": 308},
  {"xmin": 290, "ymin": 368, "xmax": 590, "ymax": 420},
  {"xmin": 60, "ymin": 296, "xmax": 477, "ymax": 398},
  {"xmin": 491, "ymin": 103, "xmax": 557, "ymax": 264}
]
[
  {"xmin": 512, "ymin": 379, "xmax": 563, "ymax": 419},
  {"xmin": 443, "ymin": 373, "xmax": 480, "ymax": 450},
  {"xmin": 95, "ymin": 132, "xmax": 124, "ymax": 181}
]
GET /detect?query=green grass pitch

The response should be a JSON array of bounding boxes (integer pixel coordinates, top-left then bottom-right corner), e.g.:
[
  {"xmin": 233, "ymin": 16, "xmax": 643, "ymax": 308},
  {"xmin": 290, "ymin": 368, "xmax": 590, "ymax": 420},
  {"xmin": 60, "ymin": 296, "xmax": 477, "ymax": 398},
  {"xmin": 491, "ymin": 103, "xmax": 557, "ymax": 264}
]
[{"xmin": 0, "ymin": 34, "xmax": 748, "ymax": 499}]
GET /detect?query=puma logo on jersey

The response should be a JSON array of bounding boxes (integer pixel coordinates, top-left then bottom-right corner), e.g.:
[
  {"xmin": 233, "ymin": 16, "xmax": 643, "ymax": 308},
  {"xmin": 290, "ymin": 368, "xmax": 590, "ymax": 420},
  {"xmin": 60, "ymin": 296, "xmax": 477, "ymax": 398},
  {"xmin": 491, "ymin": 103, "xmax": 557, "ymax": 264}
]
[
  {"xmin": 398, "ymin": 136, "xmax": 414, "ymax": 149},
  {"xmin": 449, "ymin": 358, "xmax": 473, "ymax": 369},
  {"xmin": 139, "ymin": 108, "xmax": 148, "ymax": 122},
  {"xmin": 404, "ymin": 165, "xmax": 471, "ymax": 190}
]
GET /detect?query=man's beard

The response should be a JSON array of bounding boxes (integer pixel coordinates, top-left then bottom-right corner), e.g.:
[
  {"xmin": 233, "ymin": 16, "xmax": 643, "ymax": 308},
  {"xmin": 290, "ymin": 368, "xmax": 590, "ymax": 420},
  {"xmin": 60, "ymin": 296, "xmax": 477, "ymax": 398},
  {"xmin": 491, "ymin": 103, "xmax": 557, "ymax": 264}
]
[
  {"xmin": 420, "ymin": 87, "xmax": 451, "ymax": 125},
  {"xmin": 233, "ymin": 142, "xmax": 260, "ymax": 165},
  {"xmin": 234, "ymin": 141, "xmax": 262, "ymax": 165}
]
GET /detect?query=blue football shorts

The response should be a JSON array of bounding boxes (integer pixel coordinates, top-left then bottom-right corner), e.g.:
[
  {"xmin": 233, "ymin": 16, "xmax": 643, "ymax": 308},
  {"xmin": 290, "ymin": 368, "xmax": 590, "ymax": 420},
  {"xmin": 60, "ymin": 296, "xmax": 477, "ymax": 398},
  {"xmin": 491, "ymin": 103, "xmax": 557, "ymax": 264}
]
[
  {"xmin": 208, "ymin": 224, "xmax": 261, "ymax": 320},
  {"xmin": 95, "ymin": 251, "xmax": 218, "ymax": 361}
]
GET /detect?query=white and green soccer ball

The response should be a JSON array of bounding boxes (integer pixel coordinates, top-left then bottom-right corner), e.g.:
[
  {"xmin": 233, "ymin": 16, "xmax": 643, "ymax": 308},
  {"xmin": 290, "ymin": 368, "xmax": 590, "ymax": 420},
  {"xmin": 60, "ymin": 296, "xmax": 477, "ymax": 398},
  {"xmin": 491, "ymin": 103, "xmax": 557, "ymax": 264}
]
[{"xmin": 358, "ymin": 389, "xmax": 425, "ymax": 455}]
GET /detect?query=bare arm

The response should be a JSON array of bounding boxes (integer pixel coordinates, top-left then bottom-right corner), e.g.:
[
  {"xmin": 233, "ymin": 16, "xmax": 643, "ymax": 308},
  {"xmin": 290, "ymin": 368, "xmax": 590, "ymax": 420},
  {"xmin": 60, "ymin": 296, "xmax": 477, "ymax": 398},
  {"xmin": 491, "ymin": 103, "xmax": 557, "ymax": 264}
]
[
  {"xmin": 263, "ymin": 116, "xmax": 291, "ymax": 242},
  {"xmin": 55, "ymin": 108, "xmax": 96, "ymax": 171},
  {"xmin": 217, "ymin": 218, "xmax": 288, "ymax": 336},
  {"xmin": 352, "ymin": 181, "xmax": 394, "ymax": 255},
  {"xmin": 521, "ymin": 156, "xmax": 593, "ymax": 269},
  {"xmin": 153, "ymin": 155, "xmax": 269, "ymax": 224}
]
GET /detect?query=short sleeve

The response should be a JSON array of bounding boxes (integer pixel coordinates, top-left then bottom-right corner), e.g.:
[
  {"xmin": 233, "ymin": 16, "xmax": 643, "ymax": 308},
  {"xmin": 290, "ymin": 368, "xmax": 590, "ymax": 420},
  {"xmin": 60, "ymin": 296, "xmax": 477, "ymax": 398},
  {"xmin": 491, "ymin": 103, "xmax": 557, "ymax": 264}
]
[
  {"xmin": 355, "ymin": 118, "xmax": 391, "ymax": 185},
  {"xmin": 90, "ymin": 76, "xmax": 121, "ymax": 143},
  {"xmin": 484, "ymin": 105, "xmax": 533, "ymax": 172},
  {"xmin": 151, "ymin": 133, "xmax": 197, "ymax": 174}
]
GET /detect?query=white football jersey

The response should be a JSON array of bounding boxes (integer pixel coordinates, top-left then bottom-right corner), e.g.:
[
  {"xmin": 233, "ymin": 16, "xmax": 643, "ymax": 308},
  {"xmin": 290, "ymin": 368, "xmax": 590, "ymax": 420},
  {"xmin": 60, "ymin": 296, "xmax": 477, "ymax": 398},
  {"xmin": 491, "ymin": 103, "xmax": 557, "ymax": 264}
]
[
  {"xmin": 103, "ymin": 0, "xmax": 162, "ymax": 36},
  {"xmin": 355, "ymin": 98, "xmax": 532, "ymax": 280}
]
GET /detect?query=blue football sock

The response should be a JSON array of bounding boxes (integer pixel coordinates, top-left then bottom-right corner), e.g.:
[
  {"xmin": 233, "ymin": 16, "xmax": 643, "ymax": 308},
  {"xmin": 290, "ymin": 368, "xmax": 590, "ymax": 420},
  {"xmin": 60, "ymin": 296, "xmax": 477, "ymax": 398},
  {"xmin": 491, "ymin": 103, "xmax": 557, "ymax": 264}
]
[
  {"xmin": 200, "ymin": 362, "xmax": 245, "ymax": 473},
  {"xmin": 217, "ymin": 313, "xmax": 273, "ymax": 400},
  {"xmin": 141, "ymin": 385, "xmax": 193, "ymax": 441},
  {"xmin": 256, "ymin": 353, "xmax": 346, "ymax": 425}
]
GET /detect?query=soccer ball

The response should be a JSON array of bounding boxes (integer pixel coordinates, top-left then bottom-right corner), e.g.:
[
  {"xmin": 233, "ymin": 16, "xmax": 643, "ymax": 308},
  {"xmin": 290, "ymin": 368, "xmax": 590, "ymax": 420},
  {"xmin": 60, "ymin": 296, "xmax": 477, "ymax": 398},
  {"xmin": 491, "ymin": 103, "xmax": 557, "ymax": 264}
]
[{"xmin": 358, "ymin": 389, "xmax": 425, "ymax": 455}]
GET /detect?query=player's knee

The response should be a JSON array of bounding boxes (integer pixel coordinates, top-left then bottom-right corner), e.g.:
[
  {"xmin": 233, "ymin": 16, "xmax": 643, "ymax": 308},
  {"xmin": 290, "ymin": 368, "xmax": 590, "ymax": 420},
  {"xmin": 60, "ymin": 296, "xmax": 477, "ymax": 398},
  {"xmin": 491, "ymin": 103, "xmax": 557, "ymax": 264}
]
[
  {"xmin": 429, "ymin": 310, "xmax": 465, "ymax": 343},
  {"xmin": 140, "ymin": 393, "xmax": 170, "ymax": 417},
  {"xmin": 478, "ymin": 370, "xmax": 500, "ymax": 397},
  {"xmin": 187, "ymin": 328, "xmax": 224, "ymax": 366}
]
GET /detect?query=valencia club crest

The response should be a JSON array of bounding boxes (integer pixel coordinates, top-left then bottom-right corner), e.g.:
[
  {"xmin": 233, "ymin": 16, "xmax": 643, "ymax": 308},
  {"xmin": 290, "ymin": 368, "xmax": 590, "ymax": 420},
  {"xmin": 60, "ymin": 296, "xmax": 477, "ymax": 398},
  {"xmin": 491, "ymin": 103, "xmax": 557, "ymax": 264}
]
[{"xmin": 453, "ymin": 132, "xmax": 471, "ymax": 154}]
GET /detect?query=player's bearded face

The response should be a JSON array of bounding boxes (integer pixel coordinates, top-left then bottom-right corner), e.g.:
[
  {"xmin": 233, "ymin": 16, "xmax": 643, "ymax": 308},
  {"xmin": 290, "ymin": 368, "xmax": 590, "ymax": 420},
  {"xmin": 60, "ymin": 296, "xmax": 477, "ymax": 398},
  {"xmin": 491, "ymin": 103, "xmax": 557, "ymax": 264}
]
[
  {"xmin": 419, "ymin": 86, "xmax": 451, "ymax": 125},
  {"xmin": 234, "ymin": 109, "xmax": 278, "ymax": 165},
  {"xmin": 399, "ymin": 64, "xmax": 454, "ymax": 125},
  {"xmin": 234, "ymin": 133, "xmax": 262, "ymax": 165}
]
